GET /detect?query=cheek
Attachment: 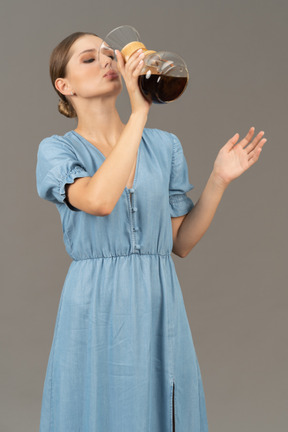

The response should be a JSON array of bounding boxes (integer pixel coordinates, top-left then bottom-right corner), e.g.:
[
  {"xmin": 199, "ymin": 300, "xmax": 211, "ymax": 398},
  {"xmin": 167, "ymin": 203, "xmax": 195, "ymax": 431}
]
[
  {"xmin": 75, "ymin": 63, "xmax": 102, "ymax": 79},
  {"xmin": 74, "ymin": 66, "xmax": 102, "ymax": 88}
]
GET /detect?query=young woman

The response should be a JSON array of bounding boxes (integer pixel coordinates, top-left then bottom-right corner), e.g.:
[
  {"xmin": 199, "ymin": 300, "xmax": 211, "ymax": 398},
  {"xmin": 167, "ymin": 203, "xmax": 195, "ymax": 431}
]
[{"xmin": 36, "ymin": 31, "xmax": 266, "ymax": 432}]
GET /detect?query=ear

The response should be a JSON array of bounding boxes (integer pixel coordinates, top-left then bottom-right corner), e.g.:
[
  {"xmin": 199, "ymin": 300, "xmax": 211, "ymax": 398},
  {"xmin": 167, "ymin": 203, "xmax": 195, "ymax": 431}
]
[{"xmin": 55, "ymin": 77, "xmax": 71, "ymax": 97}]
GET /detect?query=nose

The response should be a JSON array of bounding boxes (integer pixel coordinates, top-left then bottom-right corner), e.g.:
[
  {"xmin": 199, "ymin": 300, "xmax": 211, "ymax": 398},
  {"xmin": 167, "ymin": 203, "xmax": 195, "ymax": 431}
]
[
  {"xmin": 102, "ymin": 57, "xmax": 113, "ymax": 70},
  {"xmin": 99, "ymin": 42, "xmax": 115, "ymax": 69}
]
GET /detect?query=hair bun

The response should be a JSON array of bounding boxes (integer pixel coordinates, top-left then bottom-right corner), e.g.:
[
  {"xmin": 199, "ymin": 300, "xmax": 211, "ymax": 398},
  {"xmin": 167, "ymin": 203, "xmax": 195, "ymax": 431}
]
[{"xmin": 58, "ymin": 98, "xmax": 77, "ymax": 118}]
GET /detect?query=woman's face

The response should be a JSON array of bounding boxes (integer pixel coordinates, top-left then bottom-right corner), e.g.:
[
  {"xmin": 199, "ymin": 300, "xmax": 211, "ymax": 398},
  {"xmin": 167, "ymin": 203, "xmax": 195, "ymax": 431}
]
[{"xmin": 61, "ymin": 34, "xmax": 122, "ymax": 99}]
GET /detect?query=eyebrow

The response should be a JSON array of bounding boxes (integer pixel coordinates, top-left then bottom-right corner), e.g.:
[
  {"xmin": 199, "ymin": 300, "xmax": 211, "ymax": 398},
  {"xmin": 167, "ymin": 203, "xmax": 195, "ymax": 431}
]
[{"xmin": 78, "ymin": 48, "xmax": 97, "ymax": 56}]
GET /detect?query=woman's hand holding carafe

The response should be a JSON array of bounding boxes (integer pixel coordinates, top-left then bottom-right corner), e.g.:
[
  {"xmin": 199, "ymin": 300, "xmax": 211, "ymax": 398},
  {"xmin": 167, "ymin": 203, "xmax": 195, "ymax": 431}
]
[{"xmin": 115, "ymin": 49, "xmax": 152, "ymax": 116}]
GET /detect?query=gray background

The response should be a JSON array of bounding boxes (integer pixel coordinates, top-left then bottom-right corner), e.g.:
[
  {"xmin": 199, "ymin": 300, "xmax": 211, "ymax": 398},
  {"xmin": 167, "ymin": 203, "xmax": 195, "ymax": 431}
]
[{"xmin": 1, "ymin": 0, "xmax": 287, "ymax": 431}]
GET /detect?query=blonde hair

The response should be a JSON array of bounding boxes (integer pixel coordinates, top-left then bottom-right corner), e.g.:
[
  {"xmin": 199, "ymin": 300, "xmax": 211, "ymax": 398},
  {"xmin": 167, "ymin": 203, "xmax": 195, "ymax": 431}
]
[{"xmin": 49, "ymin": 32, "xmax": 100, "ymax": 118}]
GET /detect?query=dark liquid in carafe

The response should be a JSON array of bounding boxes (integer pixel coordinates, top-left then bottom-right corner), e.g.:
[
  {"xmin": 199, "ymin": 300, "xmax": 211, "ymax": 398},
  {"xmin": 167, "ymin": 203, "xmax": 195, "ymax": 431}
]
[{"xmin": 138, "ymin": 74, "xmax": 188, "ymax": 104}]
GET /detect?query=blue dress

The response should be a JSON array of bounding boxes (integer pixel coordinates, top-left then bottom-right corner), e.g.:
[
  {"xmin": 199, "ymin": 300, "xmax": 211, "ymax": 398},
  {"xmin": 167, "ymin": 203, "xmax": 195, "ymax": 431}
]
[{"xmin": 36, "ymin": 127, "xmax": 209, "ymax": 432}]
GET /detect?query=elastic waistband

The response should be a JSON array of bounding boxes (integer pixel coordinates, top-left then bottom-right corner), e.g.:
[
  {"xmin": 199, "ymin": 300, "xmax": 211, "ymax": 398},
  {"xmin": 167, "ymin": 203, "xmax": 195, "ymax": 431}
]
[{"xmin": 72, "ymin": 252, "xmax": 171, "ymax": 261}]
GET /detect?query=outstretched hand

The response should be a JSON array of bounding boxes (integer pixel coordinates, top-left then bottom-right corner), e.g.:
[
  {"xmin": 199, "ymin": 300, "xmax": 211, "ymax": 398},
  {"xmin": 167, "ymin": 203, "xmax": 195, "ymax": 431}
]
[{"xmin": 213, "ymin": 127, "xmax": 267, "ymax": 186}]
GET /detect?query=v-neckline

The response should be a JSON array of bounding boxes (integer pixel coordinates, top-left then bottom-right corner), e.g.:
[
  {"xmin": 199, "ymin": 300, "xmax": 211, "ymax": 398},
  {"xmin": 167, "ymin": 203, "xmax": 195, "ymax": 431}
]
[{"xmin": 70, "ymin": 130, "xmax": 142, "ymax": 192}]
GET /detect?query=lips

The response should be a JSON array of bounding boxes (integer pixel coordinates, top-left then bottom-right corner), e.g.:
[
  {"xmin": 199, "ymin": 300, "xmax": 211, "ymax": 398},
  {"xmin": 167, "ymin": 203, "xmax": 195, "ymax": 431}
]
[{"xmin": 103, "ymin": 70, "xmax": 119, "ymax": 78}]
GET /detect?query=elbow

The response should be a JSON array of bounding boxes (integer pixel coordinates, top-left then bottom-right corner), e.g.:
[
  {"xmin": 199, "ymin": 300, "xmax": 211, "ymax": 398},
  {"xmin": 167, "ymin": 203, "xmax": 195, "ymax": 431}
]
[
  {"xmin": 178, "ymin": 245, "xmax": 191, "ymax": 258},
  {"xmin": 179, "ymin": 250, "xmax": 189, "ymax": 258},
  {"xmin": 172, "ymin": 245, "xmax": 189, "ymax": 258},
  {"xmin": 180, "ymin": 243, "xmax": 199, "ymax": 258},
  {"xmin": 96, "ymin": 206, "xmax": 112, "ymax": 217},
  {"xmin": 90, "ymin": 203, "xmax": 112, "ymax": 216},
  {"xmin": 66, "ymin": 179, "xmax": 113, "ymax": 216},
  {"xmin": 88, "ymin": 196, "xmax": 113, "ymax": 216}
]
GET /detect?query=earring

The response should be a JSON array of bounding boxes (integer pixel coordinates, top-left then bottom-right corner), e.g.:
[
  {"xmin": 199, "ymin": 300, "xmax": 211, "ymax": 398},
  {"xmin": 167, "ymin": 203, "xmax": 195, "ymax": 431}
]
[{"xmin": 70, "ymin": 91, "xmax": 74, "ymax": 95}]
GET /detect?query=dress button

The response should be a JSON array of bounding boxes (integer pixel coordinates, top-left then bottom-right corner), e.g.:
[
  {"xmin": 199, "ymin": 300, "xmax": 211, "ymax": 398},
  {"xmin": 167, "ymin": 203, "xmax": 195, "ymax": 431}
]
[
  {"xmin": 129, "ymin": 188, "xmax": 135, "ymax": 193},
  {"xmin": 135, "ymin": 244, "xmax": 140, "ymax": 249},
  {"xmin": 132, "ymin": 207, "xmax": 138, "ymax": 212},
  {"xmin": 133, "ymin": 226, "xmax": 139, "ymax": 232}
]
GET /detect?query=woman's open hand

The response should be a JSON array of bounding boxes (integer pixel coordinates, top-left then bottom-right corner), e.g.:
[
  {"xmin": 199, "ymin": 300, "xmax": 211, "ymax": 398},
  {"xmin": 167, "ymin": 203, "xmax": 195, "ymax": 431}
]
[
  {"xmin": 212, "ymin": 127, "xmax": 267, "ymax": 187},
  {"xmin": 115, "ymin": 49, "xmax": 152, "ymax": 116}
]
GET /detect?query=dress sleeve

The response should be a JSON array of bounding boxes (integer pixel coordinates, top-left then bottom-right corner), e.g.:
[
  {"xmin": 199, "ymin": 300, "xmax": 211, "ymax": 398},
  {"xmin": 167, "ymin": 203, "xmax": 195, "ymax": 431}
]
[
  {"xmin": 36, "ymin": 135, "xmax": 90, "ymax": 212},
  {"xmin": 169, "ymin": 133, "xmax": 195, "ymax": 217}
]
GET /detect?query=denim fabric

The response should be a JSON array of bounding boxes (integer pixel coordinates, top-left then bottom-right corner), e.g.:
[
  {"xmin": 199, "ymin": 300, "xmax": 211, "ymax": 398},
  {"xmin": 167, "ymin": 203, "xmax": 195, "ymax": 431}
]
[{"xmin": 36, "ymin": 128, "xmax": 209, "ymax": 432}]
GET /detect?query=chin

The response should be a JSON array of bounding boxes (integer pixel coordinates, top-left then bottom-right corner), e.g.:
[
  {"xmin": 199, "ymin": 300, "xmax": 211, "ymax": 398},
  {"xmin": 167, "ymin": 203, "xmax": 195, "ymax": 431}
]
[{"xmin": 112, "ymin": 83, "xmax": 123, "ymax": 96}]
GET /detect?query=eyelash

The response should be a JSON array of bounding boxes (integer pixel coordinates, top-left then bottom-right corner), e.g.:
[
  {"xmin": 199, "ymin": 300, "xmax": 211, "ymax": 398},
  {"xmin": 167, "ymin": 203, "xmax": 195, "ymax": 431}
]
[
  {"xmin": 83, "ymin": 55, "xmax": 114, "ymax": 63},
  {"xmin": 83, "ymin": 58, "xmax": 95, "ymax": 63}
]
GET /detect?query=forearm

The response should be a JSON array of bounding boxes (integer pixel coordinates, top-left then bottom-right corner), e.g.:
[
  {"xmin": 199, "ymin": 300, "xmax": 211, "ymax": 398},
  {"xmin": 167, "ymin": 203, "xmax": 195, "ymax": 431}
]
[
  {"xmin": 175, "ymin": 171, "xmax": 229, "ymax": 257},
  {"xmin": 86, "ymin": 111, "xmax": 147, "ymax": 213},
  {"xmin": 173, "ymin": 126, "xmax": 266, "ymax": 257}
]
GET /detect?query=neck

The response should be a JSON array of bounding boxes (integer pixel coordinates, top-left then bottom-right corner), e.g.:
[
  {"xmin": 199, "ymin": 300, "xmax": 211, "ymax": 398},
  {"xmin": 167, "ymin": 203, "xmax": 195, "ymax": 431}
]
[{"xmin": 73, "ymin": 97, "xmax": 126, "ymax": 147}]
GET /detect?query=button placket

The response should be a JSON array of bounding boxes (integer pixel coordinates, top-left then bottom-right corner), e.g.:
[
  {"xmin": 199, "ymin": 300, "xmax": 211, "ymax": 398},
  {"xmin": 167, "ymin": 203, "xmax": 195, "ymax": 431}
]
[{"xmin": 127, "ymin": 188, "xmax": 140, "ymax": 253}]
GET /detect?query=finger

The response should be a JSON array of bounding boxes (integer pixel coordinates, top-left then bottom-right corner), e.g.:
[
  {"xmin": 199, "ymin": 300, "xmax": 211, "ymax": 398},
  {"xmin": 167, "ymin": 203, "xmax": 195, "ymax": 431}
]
[
  {"xmin": 247, "ymin": 138, "xmax": 267, "ymax": 162},
  {"xmin": 247, "ymin": 147, "xmax": 262, "ymax": 165},
  {"xmin": 115, "ymin": 50, "xmax": 125, "ymax": 71},
  {"xmin": 238, "ymin": 126, "xmax": 256, "ymax": 148},
  {"xmin": 129, "ymin": 49, "xmax": 144, "ymax": 61},
  {"xmin": 245, "ymin": 130, "xmax": 265, "ymax": 154},
  {"xmin": 225, "ymin": 132, "xmax": 240, "ymax": 151},
  {"xmin": 126, "ymin": 51, "xmax": 145, "ymax": 72},
  {"xmin": 132, "ymin": 59, "xmax": 144, "ymax": 77},
  {"xmin": 125, "ymin": 49, "xmax": 144, "ymax": 65}
]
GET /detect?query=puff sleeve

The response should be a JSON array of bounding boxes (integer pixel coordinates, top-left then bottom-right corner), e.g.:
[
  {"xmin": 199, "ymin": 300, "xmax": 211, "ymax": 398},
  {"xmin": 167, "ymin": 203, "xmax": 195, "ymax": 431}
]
[
  {"xmin": 36, "ymin": 135, "xmax": 90, "ymax": 211},
  {"xmin": 169, "ymin": 133, "xmax": 195, "ymax": 217}
]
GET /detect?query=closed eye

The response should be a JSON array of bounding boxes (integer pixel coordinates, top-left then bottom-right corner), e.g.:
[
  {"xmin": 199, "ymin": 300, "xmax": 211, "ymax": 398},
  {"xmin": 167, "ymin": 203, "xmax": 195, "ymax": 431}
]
[{"xmin": 83, "ymin": 55, "xmax": 114, "ymax": 63}]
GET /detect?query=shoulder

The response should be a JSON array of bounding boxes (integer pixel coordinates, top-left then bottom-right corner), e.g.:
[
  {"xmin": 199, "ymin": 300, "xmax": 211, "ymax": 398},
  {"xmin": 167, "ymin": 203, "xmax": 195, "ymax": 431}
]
[
  {"xmin": 143, "ymin": 127, "xmax": 184, "ymax": 159},
  {"xmin": 143, "ymin": 127, "xmax": 179, "ymax": 152},
  {"xmin": 143, "ymin": 127, "xmax": 175, "ymax": 141},
  {"xmin": 37, "ymin": 131, "xmax": 78, "ymax": 158}
]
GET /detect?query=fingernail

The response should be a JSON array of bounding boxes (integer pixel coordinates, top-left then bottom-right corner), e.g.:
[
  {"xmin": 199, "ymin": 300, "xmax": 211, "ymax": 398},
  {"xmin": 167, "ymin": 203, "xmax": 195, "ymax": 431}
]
[{"xmin": 137, "ymin": 48, "xmax": 143, "ymax": 52}]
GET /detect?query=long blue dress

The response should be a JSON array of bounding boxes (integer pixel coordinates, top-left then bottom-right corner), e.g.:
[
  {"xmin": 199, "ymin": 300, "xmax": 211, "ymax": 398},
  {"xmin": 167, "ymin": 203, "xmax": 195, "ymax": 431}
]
[{"xmin": 36, "ymin": 127, "xmax": 209, "ymax": 432}]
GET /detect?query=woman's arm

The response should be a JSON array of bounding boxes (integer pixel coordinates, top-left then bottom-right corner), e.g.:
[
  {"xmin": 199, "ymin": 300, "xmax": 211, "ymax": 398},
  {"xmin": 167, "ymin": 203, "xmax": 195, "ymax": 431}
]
[
  {"xmin": 172, "ymin": 127, "xmax": 267, "ymax": 258},
  {"xmin": 67, "ymin": 111, "xmax": 147, "ymax": 215},
  {"xmin": 66, "ymin": 49, "xmax": 152, "ymax": 215}
]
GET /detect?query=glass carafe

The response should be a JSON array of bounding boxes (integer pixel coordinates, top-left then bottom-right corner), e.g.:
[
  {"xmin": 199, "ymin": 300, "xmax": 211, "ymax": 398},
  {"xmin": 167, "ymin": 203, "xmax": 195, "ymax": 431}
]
[{"xmin": 100, "ymin": 25, "xmax": 189, "ymax": 104}]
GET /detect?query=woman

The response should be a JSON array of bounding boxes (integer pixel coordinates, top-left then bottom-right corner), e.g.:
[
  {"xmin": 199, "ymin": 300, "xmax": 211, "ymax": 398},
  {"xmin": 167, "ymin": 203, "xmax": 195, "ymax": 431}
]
[{"xmin": 36, "ymin": 31, "xmax": 266, "ymax": 432}]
